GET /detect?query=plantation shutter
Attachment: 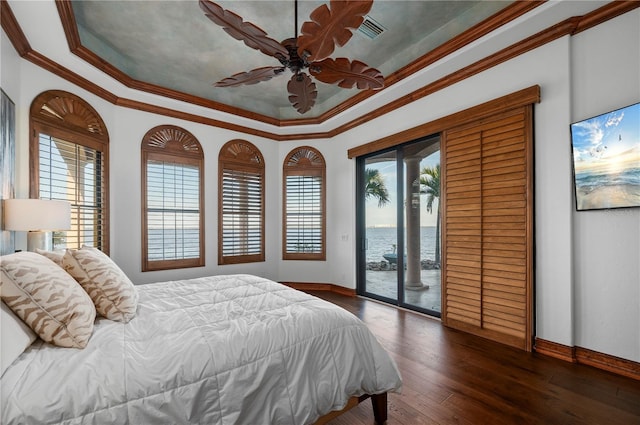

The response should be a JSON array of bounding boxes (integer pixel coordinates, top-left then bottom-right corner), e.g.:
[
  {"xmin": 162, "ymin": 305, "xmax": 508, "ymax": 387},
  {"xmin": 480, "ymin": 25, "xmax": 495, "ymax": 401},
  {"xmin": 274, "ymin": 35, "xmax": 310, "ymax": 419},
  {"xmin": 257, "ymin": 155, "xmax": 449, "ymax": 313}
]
[
  {"xmin": 30, "ymin": 90, "xmax": 110, "ymax": 253},
  {"xmin": 146, "ymin": 159, "xmax": 201, "ymax": 262},
  {"xmin": 283, "ymin": 147, "xmax": 326, "ymax": 261},
  {"xmin": 218, "ymin": 140, "xmax": 265, "ymax": 265},
  {"xmin": 442, "ymin": 106, "xmax": 533, "ymax": 350},
  {"xmin": 285, "ymin": 175, "xmax": 323, "ymax": 254},
  {"xmin": 141, "ymin": 125, "xmax": 204, "ymax": 272},
  {"xmin": 38, "ymin": 135, "xmax": 105, "ymax": 250},
  {"xmin": 221, "ymin": 168, "xmax": 263, "ymax": 258}
]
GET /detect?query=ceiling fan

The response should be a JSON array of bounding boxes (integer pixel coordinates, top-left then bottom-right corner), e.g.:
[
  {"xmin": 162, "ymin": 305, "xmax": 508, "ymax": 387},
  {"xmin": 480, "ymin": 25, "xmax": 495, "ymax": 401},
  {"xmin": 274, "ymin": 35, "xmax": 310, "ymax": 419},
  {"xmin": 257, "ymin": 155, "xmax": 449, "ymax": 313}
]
[{"xmin": 199, "ymin": 0, "xmax": 384, "ymax": 115}]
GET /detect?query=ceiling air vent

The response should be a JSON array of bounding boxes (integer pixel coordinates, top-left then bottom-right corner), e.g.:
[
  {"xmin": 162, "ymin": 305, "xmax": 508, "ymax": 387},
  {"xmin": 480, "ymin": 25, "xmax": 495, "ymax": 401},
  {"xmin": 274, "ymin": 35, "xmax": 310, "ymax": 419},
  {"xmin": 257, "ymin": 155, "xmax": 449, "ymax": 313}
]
[{"xmin": 358, "ymin": 15, "xmax": 385, "ymax": 39}]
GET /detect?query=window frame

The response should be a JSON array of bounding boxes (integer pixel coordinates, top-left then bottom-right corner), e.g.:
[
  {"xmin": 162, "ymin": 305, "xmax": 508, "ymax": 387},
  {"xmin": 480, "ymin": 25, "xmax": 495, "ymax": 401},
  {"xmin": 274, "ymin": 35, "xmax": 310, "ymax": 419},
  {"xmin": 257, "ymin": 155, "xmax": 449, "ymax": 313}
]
[
  {"xmin": 141, "ymin": 125, "xmax": 205, "ymax": 272},
  {"xmin": 29, "ymin": 90, "xmax": 110, "ymax": 253},
  {"xmin": 218, "ymin": 139, "xmax": 265, "ymax": 265},
  {"xmin": 282, "ymin": 146, "xmax": 326, "ymax": 261}
]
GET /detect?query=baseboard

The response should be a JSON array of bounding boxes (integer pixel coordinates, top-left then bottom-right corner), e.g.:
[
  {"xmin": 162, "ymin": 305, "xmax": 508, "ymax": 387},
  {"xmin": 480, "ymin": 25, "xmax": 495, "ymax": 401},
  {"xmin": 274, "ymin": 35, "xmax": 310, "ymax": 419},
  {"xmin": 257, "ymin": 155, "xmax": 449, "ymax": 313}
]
[
  {"xmin": 575, "ymin": 347, "xmax": 640, "ymax": 381},
  {"xmin": 280, "ymin": 282, "xmax": 356, "ymax": 297},
  {"xmin": 534, "ymin": 338, "xmax": 576, "ymax": 363},
  {"xmin": 535, "ymin": 338, "xmax": 640, "ymax": 380}
]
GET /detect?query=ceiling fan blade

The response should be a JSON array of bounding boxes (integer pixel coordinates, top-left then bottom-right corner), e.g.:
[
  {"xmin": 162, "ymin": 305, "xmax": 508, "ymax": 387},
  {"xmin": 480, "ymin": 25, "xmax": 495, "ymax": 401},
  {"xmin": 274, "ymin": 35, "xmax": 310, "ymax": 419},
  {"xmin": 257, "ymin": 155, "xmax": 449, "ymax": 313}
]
[
  {"xmin": 199, "ymin": 0, "xmax": 289, "ymax": 61},
  {"xmin": 297, "ymin": 0, "xmax": 373, "ymax": 62},
  {"xmin": 310, "ymin": 57, "xmax": 384, "ymax": 90},
  {"xmin": 215, "ymin": 66, "xmax": 286, "ymax": 87},
  {"xmin": 287, "ymin": 73, "xmax": 318, "ymax": 114}
]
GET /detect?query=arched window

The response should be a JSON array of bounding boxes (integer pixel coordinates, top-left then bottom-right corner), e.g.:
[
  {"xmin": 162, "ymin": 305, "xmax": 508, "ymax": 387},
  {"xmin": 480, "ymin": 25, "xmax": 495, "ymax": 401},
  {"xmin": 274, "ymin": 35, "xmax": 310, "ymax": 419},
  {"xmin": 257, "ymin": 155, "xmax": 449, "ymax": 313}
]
[
  {"xmin": 30, "ymin": 90, "xmax": 109, "ymax": 252},
  {"xmin": 218, "ymin": 140, "xmax": 265, "ymax": 265},
  {"xmin": 141, "ymin": 125, "xmax": 204, "ymax": 271},
  {"xmin": 283, "ymin": 146, "xmax": 326, "ymax": 260}
]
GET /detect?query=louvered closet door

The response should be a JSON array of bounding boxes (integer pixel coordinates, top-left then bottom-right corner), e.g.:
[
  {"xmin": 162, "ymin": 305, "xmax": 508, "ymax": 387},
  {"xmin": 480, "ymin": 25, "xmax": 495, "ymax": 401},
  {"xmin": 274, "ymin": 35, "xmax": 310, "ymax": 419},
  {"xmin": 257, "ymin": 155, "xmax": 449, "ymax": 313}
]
[{"xmin": 442, "ymin": 106, "xmax": 533, "ymax": 351}]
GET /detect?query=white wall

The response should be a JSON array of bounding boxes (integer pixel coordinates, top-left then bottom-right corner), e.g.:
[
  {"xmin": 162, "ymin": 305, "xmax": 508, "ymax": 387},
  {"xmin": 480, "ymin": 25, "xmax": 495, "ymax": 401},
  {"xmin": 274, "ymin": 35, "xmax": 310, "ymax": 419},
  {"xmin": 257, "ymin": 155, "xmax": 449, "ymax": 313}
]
[
  {"xmin": 108, "ymin": 106, "xmax": 283, "ymax": 284},
  {"xmin": 2, "ymin": 29, "xmax": 29, "ymax": 252},
  {"xmin": 2, "ymin": 6, "xmax": 638, "ymax": 362},
  {"xmin": 570, "ymin": 11, "xmax": 640, "ymax": 362},
  {"xmin": 322, "ymin": 37, "xmax": 577, "ymax": 349},
  {"xmin": 293, "ymin": 10, "xmax": 640, "ymax": 361},
  {"xmin": 1, "ymin": 34, "xmax": 282, "ymax": 284}
]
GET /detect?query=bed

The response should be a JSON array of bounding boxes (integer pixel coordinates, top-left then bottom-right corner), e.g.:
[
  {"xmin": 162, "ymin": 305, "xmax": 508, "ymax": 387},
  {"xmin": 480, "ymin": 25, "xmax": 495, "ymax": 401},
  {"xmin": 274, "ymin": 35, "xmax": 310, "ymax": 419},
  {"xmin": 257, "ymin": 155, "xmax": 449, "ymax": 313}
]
[{"xmin": 1, "ymin": 251, "xmax": 402, "ymax": 424}]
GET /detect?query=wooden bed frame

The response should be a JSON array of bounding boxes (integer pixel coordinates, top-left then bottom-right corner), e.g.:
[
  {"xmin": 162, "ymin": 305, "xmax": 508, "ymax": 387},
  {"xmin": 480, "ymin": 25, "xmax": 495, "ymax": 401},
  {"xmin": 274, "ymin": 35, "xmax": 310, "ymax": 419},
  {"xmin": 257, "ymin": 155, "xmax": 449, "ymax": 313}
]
[{"xmin": 314, "ymin": 393, "xmax": 388, "ymax": 424}]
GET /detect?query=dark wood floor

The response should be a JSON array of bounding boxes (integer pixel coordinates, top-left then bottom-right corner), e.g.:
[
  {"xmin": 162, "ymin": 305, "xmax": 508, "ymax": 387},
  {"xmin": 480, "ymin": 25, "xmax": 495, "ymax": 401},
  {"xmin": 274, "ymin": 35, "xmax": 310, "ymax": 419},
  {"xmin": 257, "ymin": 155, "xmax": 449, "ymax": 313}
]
[{"xmin": 310, "ymin": 291, "xmax": 640, "ymax": 425}]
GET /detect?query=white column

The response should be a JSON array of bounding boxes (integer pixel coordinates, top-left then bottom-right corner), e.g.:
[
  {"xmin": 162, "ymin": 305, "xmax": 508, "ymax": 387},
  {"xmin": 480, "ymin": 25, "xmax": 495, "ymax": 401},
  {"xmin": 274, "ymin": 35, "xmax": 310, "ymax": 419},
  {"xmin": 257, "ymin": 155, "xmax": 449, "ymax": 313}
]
[{"xmin": 405, "ymin": 156, "xmax": 425, "ymax": 289}]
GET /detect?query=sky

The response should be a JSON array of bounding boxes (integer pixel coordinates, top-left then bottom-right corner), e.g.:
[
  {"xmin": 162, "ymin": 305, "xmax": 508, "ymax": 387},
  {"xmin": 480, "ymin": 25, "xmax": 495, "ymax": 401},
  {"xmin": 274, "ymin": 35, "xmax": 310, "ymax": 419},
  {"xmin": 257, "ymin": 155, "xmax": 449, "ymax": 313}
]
[
  {"xmin": 570, "ymin": 102, "xmax": 640, "ymax": 174},
  {"xmin": 366, "ymin": 151, "xmax": 440, "ymax": 227}
]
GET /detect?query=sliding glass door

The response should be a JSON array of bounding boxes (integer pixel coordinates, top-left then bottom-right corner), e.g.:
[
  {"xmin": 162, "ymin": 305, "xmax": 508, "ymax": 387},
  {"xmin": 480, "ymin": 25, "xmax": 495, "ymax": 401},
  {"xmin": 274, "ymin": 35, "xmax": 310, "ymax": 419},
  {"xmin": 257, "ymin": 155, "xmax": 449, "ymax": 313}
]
[
  {"xmin": 361, "ymin": 151, "xmax": 399, "ymax": 302},
  {"xmin": 357, "ymin": 136, "xmax": 441, "ymax": 316}
]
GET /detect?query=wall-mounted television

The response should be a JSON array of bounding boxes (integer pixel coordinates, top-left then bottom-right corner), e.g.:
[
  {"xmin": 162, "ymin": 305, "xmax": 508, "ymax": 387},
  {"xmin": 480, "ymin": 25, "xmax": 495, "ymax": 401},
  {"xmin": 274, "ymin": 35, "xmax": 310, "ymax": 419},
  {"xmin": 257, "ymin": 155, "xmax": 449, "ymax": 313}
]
[{"xmin": 570, "ymin": 102, "xmax": 640, "ymax": 211}]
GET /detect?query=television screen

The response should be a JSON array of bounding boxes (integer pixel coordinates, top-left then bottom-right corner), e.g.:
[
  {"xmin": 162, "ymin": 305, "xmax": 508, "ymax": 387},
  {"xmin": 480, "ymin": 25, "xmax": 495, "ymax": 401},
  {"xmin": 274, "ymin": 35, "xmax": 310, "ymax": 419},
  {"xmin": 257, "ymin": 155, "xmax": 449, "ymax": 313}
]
[{"xmin": 570, "ymin": 102, "xmax": 640, "ymax": 211}]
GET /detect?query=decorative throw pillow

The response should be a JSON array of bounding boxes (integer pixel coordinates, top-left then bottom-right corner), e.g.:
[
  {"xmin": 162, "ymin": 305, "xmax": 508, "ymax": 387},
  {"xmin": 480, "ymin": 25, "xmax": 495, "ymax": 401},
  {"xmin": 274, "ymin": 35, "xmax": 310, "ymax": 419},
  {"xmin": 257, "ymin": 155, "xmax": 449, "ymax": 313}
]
[
  {"xmin": 63, "ymin": 247, "xmax": 138, "ymax": 322},
  {"xmin": 35, "ymin": 248, "xmax": 64, "ymax": 266},
  {"xmin": 1, "ymin": 301, "xmax": 38, "ymax": 376},
  {"xmin": 0, "ymin": 252, "xmax": 96, "ymax": 349}
]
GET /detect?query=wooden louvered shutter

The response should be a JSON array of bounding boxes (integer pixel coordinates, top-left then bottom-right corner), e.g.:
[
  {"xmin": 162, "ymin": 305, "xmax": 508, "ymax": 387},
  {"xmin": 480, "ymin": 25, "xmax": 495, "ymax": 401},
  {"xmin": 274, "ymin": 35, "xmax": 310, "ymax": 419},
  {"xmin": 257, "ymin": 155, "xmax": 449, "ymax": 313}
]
[
  {"xmin": 141, "ymin": 125, "xmax": 204, "ymax": 272},
  {"xmin": 30, "ymin": 90, "xmax": 110, "ymax": 254},
  {"xmin": 283, "ymin": 147, "xmax": 326, "ymax": 261},
  {"xmin": 442, "ymin": 106, "xmax": 533, "ymax": 351},
  {"xmin": 218, "ymin": 140, "xmax": 265, "ymax": 265}
]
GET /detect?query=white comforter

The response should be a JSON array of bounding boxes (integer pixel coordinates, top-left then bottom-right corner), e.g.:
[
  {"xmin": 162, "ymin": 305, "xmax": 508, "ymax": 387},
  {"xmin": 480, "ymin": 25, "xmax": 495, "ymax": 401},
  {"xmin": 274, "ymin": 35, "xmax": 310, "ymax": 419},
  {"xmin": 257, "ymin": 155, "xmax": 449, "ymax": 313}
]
[{"xmin": 1, "ymin": 274, "xmax": 402, "ymax": 424}]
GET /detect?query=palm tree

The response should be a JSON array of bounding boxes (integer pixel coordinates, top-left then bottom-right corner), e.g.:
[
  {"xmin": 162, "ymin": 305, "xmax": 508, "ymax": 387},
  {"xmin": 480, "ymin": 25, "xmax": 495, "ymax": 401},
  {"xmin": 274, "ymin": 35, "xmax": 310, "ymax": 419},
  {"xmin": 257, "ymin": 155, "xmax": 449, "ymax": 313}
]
[
  {"xmin": 365, "ymin": 168, "xmax": 390, "ymax": 207},
  {"xmin": 420, "ymin": 164, "xmax": 441, "ymax": 264}
]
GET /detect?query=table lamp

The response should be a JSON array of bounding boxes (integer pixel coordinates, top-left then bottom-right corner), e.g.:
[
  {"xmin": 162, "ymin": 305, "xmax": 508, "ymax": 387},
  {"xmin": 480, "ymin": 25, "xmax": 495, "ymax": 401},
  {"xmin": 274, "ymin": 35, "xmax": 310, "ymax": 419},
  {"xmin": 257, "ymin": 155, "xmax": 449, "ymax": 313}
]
[{"xmin": 2, "ymin": 199, "xmax": 71, "ymax": 251}]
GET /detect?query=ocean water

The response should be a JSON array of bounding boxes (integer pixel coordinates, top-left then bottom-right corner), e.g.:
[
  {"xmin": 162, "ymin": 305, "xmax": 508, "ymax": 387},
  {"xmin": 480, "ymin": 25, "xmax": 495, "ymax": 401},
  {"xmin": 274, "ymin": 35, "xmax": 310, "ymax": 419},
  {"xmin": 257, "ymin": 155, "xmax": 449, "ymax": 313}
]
[
  {"xmin": 575, "ymin": 166, "xmax": 640, "ymax": 192},
  {"xmin": 147, "ymin": 227, "xmax": 439, "ymax": 263},
  {"xmin": 365, "ymin": 226, "xmax": 437, "ymax": 263},
  {"xmin": 148, "ymin": 228, "xmax": 200, "ymax": 260}
]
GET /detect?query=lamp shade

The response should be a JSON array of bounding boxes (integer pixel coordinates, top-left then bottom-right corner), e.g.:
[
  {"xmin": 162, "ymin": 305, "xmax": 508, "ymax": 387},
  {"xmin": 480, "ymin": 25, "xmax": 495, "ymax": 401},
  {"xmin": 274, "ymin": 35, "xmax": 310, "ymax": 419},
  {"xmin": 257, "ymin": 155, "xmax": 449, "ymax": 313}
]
[{"xmin": 3, "ymin": 199, "xmax": 71, "ymax": 231}]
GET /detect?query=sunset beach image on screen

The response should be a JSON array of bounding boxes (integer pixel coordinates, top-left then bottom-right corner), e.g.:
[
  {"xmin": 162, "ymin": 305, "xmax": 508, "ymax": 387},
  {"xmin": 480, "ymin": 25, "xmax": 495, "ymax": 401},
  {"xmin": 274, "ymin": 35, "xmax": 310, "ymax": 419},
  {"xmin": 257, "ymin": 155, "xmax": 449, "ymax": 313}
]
[{"xmin": 570, "ymin": 102, "xmax": 640, "ymax": 211}]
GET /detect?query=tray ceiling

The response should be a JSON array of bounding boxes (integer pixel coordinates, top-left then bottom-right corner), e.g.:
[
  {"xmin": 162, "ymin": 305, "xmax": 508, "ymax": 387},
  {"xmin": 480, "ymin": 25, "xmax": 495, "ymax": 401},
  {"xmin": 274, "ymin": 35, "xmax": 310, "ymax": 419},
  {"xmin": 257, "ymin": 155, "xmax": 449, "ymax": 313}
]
[{"xmin": 68, "ymin": 1, "xmax": 514, "ymax": 122}]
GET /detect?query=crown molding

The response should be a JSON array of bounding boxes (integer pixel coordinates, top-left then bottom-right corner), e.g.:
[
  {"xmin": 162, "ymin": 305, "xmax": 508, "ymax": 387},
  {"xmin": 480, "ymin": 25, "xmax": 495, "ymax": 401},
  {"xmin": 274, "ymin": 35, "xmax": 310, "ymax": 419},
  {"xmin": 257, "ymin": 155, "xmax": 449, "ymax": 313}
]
[
  {"xmin": 1, "ymin": 0, "xmax": 30, "ymax": 55},
  {"xmin": 348, "ymin": 85, "xmax": 540, "ymax": 158},
  {"xmin": 53, "ymin": 0, "xmax": 543, "ymax": 127},
  {"xmin": 2, "ymin": 1, "xmax": 637, "ymax": 141}
]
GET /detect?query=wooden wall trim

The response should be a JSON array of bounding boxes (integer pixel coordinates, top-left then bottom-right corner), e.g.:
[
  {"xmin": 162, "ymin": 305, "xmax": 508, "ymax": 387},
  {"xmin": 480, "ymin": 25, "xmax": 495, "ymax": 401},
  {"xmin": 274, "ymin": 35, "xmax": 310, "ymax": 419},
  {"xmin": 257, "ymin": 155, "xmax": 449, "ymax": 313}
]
[
  {"xmin": 52, "ymin": 0, "xmax": 542, "ymax": 129},
  {"xmin": 320, "ymin": 1, "xmax": 638, "ymax": 140},
  {"xmin": 2, "ymin": 1, "xmax": 637, "ymax": 141},
  {"xmin": 572, "ymin": 0, "xmax": 640, "ymax": 35},
  {"xmin": 1, "ymin": 0, "xmax": 30, "ymax": 55},
  {"xmin": 278, "ymin": 1, "xmax": 545, "ymax": 127},
  {"xmin": 534, "ymin": 338, "xmax": 576, "ymax": 363},
  {"xmin": 535, "ymin": 338, "xmax": 640, "ymax": 381},
  {"xmin": 115, "ymin": 98, "xmax": 281, "ymax": 140},
  {"xmin": 348, "ymin": 85, "xmax": 540, "ymax": 158},
  {"xmin": 54, "ymin": 1, "xmax": 282, "ymax": 128},
  {"xmin": 575, "ymin": 347, "xmax": 640, "ymax": 381},
  {"xmin": 281, "ymin": 282, "xmax": 356, "ymax": 297}
]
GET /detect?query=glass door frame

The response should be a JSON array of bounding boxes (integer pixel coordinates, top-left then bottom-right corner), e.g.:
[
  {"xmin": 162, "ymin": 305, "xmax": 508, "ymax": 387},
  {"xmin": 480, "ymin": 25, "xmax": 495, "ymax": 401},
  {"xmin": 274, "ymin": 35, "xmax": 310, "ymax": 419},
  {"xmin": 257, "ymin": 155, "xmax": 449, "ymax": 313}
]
[
  {"xmin": 356, "ymin": 136, "xmax": 441, "ymax": 317},
  {"xmin": 356, "ymin": 146, "xmax": 406, "ymax": 307}
]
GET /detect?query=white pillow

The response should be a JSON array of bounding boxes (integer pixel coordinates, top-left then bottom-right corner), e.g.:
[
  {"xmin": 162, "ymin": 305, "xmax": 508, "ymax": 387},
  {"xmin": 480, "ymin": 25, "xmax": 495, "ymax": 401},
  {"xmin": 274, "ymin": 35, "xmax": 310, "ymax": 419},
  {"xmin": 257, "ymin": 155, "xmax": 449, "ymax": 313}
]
[
  {"xmin": 63, "ymin": 247, "xmax": 138, "ymax": 322},
  {"xmin": 1, "ymin": 251, "xmax": 96, "ymax": 349},
  {"xmin": 1, "ymin": 301, "xmax": 37, "ymax": 376},
  {"xmin": 35, "ymin": 248, "xmax": 65, "ymax": 267}
]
